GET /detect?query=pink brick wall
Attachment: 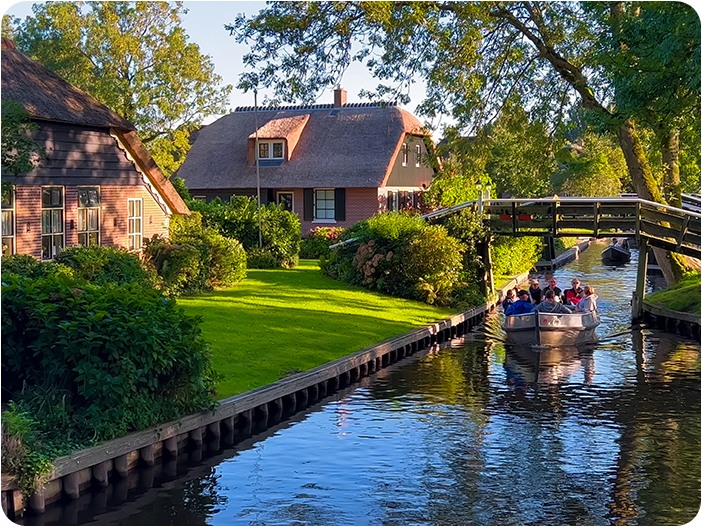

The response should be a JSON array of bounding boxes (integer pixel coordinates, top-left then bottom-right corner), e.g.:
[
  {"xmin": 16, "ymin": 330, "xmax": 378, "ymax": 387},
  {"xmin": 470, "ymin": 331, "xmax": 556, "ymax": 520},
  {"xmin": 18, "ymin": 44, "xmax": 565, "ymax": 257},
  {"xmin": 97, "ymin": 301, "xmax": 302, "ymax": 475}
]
[{"xmin": 10, "ymin": 185, "xmax": 169, "ymax": 259}]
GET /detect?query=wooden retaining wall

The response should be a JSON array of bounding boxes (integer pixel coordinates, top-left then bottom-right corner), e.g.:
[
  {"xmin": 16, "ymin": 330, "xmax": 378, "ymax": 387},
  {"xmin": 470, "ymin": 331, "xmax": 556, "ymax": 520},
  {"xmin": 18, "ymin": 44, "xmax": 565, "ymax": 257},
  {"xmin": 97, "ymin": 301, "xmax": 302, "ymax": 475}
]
[
  {"xmin": 641, "ymin": 301, "xmax": 701, "ymax": 341},
  {"xmin": 534, "ymin": 239, "xmax": 591, "ymax": 271},
  {"xmin": 1, "ymin": 303, "xmax": 493, "ymax": 519}
]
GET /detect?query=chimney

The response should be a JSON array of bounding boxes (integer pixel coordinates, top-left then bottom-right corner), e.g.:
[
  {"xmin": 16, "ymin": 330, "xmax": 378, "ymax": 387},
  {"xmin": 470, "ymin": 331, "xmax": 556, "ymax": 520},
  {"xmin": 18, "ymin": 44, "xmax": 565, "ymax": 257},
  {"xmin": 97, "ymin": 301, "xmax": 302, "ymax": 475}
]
[{"xmin": 334, "ymin": 87, "xmax": 347, "ymax": 108}]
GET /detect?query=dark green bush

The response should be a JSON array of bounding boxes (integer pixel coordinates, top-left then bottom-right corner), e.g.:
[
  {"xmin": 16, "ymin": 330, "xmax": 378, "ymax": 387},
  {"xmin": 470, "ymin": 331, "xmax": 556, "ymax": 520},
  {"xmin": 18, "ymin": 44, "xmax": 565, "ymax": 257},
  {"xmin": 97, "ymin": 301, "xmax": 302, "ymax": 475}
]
[
  {"xmin": 1, "ymin": 273, "xmax": 216, "ymax": 443},
  {"xmin": 299, "ymin": 226, "xmax": 345, "ymax": 259},
  {"xmin": 188, "ymin": 197, "xmax": 300, "ymax": 267},
  {"xmin": 247, "ymin": 248, "xmax": 279, "ymax": 269},
  {"xmin": 2, "ymin": 254, "xmax": 74, "ymax": 279},
  {"xmin": 444, "ymin": 208, "xmax": 488, "ymax": 283},
  {"xmin": 143, "ymin": 236, "xmax": 204, "ymax": 296},
  {"xmin": 322, "ymin": 212, "xmax": 464, "ymax": 305},
  {"xmin": 202, "ymin": 231, "xmax": 247, "ymax": 286},
  {"xmin": 55, "ymin": 245, "xmax": 154, "ymax": 286},
  {"xmin": 490, "ymin": 236, "xmax": 544, "ymax": 276}
]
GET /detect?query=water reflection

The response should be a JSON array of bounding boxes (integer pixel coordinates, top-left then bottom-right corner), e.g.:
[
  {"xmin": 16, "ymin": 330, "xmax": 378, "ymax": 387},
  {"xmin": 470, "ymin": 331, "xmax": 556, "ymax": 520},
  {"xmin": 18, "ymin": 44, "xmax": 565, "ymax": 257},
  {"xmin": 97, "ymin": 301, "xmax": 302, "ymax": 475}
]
[{"xmin": 20, "ymin": 242, "xmax": 700, "ymax": 526}]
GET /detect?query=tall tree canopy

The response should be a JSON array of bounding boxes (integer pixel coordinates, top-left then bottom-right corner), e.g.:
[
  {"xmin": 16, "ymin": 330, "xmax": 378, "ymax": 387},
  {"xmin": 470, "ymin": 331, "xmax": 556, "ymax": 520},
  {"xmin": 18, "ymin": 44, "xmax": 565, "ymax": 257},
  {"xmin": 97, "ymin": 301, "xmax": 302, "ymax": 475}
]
[
  {"xmin": 231, "ymin": 1, "xmax": 700, "ymax": 283},
  {"xmin": 8, "ymin": 1, "xmax": 232, "ymax": 176}
]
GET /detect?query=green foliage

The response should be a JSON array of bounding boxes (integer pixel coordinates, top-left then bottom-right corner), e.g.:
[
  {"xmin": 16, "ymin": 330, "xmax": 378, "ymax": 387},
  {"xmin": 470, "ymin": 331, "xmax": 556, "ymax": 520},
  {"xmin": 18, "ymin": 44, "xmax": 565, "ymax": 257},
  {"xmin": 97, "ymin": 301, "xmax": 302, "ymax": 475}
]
[
  {"xmin": 2, "ymin": 253, "xmax": 74, "ymax": 279},
  {"xmin": 55, "ymin": 245, "xmax": 154, "ymax": 286},
  {"xmin": 444, "ymin": 208, "xmax": 488, "ymax": 282},
  {"xmin": 1, "ymin": 273, "xmax": 217, "ymax": 445},
  {"xmin": 490, "ymin": 236, "xmax": 544, "ymax": 277},
  {"xmin": 246, "ymin": 248, "xmax": 278, "ymax": 269},
  {"xmin": 1, "ymin": 99, "xmax": 46, "ymax": 175},
  {"xmin": 552, "ymin": 133, "xmax": 627, "ymax": 197},
  {"xmin": 323, "ymin": 212, "xmax": 465, "ymax": 305},
  {"xmin": 170, "ymin": 176, "xmax": 192, "ymax": 201},
  {"xmin": 188, "ymin": 197, "xmax": 301, "ymax": 268},
  {"xmin": 553, "ymin": 237, "xmax": 580, "ymax": 257},
  {"xmin": 146, "ymin": 211, "xmax": 247, "ymax": 295},
  {"xmin": 299, "ymin": 226, "xmax": 346, "ymax": 259},
  {"xmin": 11, "ymin": 1, "xmax": 231, "ymax": 175}
]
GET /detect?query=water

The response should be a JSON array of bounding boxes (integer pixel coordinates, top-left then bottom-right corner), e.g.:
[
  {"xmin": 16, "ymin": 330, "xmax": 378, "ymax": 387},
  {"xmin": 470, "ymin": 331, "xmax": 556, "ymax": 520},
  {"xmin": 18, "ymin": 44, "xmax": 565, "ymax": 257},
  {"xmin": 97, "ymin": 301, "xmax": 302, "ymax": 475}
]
[{"xmin": 23, "ymin": 242, "xmax": 700, "ymax": 526}]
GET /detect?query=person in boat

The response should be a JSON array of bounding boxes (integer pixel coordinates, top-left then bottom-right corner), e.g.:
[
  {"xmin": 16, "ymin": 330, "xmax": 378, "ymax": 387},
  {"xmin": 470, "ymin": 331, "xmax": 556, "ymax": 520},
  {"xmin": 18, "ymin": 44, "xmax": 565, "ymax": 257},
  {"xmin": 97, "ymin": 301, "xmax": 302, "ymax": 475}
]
[
  {"xmin": 542, "ymin": 277, "xmax": 563, "ymax": 303},
  {"xmin": 502, "ymin": 289, "xmax": 515, "ymax": 311},
  {"xmin": 504, "ymin": 290, "xmax": 536, "ymax": 316},
  {"xmin": 528, "ymin": 279, "xmax": 542, "ymax": 305},
  {"xmin": 534, "ymin": 290, "xmax": 573, "ymax": 314},
  {"xmin": 564, "ymin": 278, "xmax": 583, "ymax": 306},
  {"xmin": 575, "ymin": 285, "xmax": 598, "ymax": 313}
]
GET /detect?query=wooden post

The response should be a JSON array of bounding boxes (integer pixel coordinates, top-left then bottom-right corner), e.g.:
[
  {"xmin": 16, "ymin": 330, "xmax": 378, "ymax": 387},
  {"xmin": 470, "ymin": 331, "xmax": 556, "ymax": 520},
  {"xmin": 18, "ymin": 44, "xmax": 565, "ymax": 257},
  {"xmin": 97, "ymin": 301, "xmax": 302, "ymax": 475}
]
[{"xmin": 634, "ymin": 237, "xmax": 649, "ymax": 320}]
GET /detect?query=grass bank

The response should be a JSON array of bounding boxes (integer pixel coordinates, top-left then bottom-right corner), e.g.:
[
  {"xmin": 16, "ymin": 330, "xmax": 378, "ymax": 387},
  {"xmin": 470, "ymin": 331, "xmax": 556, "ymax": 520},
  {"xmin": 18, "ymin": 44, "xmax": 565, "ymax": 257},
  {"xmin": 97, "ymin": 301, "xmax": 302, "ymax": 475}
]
[
  {"xmin": 177, "ymin": 260, "xmax": 454, "ymax": 398},
  {"xmin": 646, "ymin": 272, "xmax": 701, "ymax": 315}
]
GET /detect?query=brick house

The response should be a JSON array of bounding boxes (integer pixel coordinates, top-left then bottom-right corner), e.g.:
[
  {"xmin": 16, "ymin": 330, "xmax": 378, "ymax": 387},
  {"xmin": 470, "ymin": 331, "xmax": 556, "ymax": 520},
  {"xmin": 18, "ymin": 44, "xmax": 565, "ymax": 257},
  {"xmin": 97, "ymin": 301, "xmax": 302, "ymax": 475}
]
[
  {"xmin": 177, "ymin": 89, "xmax": 435, "ymax": 234},
  {"xmin": 1, "ymin": 39, "xmax": 189, "ymax": 260}
]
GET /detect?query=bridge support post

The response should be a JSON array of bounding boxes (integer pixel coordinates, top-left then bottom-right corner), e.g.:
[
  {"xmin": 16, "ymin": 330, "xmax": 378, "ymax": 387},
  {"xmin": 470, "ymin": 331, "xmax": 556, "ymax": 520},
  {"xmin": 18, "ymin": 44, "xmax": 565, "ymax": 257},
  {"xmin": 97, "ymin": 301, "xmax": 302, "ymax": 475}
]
[
  {"xmin": 479, "ymin": 237, "xmax": 495, "ymax": 298},
  {"xmin": 633, "ymin": 237, "xmax": 649, "ymax": 321}
]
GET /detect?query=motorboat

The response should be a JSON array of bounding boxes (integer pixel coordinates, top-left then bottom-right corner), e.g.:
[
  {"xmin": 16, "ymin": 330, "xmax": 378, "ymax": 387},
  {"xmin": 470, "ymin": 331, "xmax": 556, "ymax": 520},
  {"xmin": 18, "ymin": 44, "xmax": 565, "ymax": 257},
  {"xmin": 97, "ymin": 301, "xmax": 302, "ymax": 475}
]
[
  {"xmin": 601, "ymin": 244, "xmax": 631, "ymax": 264},
  {"xmin": 503, "ymin": 311, "xmax": 601, "ymax": 347}
]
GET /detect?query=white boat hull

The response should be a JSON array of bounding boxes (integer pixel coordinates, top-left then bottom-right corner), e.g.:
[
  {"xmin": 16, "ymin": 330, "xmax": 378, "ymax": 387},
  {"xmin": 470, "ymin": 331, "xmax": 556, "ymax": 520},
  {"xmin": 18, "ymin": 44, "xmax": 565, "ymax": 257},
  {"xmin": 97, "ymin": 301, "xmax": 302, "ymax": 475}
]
[{"xmin": 503, "ymin": 311, "xmax": 600, "ymax": 347}]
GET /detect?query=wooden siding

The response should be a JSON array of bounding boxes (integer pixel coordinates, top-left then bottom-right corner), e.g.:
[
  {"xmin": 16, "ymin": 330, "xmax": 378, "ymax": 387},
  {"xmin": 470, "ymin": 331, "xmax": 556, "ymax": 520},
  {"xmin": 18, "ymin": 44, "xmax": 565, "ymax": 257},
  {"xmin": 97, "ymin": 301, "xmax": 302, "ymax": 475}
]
[
  {"xmin": 6, "ymin": 122, "xmax": 143, "ymax": 187},
  {"xmin": 384, "ymin": 134, "xmax": 434, "ymax": 188}
]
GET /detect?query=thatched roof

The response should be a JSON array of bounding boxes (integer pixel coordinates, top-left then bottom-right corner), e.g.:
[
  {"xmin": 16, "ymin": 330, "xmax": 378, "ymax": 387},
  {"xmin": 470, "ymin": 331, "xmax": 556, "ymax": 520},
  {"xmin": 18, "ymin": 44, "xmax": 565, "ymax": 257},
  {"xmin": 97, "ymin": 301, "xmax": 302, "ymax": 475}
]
[
  {"xmin": 1, "ymin": 38, "xmax": 135, "ymax": 130},
  {"xmin": 178, "ymin": 103, "xmax": 430, "ymax": 189}
]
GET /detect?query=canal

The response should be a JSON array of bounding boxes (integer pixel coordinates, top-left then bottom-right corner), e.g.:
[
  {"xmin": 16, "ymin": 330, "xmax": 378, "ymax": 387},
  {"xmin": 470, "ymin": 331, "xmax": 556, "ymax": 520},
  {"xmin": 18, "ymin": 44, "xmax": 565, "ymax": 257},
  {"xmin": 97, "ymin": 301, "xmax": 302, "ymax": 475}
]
[{"xmin": 21, "ymin": 241, "xmax": 700, "ymax": 526}]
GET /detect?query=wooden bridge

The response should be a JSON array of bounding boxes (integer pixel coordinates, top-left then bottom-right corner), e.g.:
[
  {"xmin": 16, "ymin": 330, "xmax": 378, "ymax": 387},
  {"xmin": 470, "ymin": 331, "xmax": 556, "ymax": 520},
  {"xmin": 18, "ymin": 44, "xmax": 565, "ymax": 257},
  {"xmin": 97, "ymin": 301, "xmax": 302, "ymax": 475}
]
[{"xmin": 423, "ymin": 197, "xmax": 702, "ymax": 259}]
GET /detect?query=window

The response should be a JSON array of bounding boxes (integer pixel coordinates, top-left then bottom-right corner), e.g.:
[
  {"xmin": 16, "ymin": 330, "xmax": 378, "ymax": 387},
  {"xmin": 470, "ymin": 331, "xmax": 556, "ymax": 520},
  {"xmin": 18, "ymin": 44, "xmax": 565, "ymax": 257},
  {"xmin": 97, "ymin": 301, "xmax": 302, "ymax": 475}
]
[
  {"xmin": 1, "ymin": 189, "xmax": 14, "ymax": 256},
  {"xmin": 416, "ymin": 145, "xmax": 421, "ymax": 167},
  {"xmin": 402, "ymin": 143, "xmax": 408, "ymax": 166},
  {"xmin": 277, "ymin": 192, "xmax": 294, "ymax": 212},
  {"xmin": 127, "ymin": 198, "xmax": 143, "ymax": 250},
  {"xmin": 41, "ymin": 186, "xmax": 64, "ymax": 260},
  {"xmin": 78, "ymin": 187, "xmax": 100, "ymax": 246},
  {"xmin": 314, "ymin": 189, "xmax": 335, "ymax": 220},
  {"xmin": 258, "ymin": 141, "xmax": 285, "ymax": 159}
]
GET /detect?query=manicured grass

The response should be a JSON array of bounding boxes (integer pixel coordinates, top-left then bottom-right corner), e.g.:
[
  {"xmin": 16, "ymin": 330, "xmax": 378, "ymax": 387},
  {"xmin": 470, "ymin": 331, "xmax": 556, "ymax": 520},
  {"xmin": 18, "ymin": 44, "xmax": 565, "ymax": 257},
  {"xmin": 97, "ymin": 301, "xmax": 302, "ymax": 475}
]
[
  {"xmin": 646, "ymin": 272, "xmax": 701, "ymax": 316},
  {"xmin": 176, "ymin": 260, "xmax": 454, "ymax": 398}
]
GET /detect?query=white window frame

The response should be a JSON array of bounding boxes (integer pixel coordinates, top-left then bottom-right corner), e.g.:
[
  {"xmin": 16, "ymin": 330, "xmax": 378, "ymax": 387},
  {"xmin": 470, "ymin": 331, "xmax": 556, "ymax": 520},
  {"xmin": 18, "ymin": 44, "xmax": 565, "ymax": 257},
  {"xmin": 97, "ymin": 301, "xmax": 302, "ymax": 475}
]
[
  {"xmin": 127, "ymin": 198, "xmax": 143, "ymax": 251},
  {"xmin": 402, "ymin": 143, "xmax": 408, "ymax": 166},
  {"xmin": 415, "ymin": 145, "xmax": 421, "ymax": 167},
  {"xmin": 2, "ymin": 188, "xmax": 15, "ymax": 256},
  {"xmin": 313, "ymin": 188, "xmax": 336, "ymax": 223},
  {"xmin": 257, "ymin": 140, "xmax": 285, "ymax": 160},
  {"xmin": 277, "ymin": 191, "xmax": 294, "ymax": 212},
  {"xmin": 77, "ymin": 186, "xmax": 100, "ymax": 247},
  {"xmin": 41, "ymin": 186, "xmax": 64, "ymax": 260}
]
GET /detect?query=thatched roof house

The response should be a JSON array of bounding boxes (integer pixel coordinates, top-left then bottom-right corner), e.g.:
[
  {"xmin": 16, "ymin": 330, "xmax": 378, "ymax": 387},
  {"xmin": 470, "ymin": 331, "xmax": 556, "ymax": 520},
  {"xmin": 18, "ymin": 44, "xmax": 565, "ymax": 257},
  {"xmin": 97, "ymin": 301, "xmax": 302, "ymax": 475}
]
[
  {"xmin": 178, "ymin": 89, "xmax": 434, "ymax": 231},
  {"xmin": 1, "ymin": 38, "xmax": 188, "ymax": 259}
]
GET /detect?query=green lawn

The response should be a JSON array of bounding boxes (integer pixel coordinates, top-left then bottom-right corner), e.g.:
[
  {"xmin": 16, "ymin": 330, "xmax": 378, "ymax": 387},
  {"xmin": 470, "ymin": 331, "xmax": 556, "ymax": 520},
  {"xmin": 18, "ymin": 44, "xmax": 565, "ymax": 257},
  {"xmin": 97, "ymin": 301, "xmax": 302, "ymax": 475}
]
[
  {"xmin": 177, "ymin": 260, "xmax": 454, "ymax": 398},
  {"xmin": 646, "ymin": 272, "xmax": 701, "ymax": 316}
]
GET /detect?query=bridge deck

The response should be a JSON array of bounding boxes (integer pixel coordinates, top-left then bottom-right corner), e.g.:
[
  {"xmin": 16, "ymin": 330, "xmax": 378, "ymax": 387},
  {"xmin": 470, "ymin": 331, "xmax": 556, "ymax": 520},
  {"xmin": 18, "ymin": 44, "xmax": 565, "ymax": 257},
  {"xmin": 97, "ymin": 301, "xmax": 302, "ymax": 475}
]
[{"xmin": 424, "ymin": 197, "xmax": 701, "ymax": 259}]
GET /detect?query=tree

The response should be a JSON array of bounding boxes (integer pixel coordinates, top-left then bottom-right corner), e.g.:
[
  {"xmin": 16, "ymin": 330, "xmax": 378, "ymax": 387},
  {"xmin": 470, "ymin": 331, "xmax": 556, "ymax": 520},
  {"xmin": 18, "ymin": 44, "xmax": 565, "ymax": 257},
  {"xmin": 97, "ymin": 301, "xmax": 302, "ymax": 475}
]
[
  {"xmin": 1, "ymin": 99, "xmax": 46, "ymax": 176},
  {"xmin": 230, "ymin": 1, "xmax": 699, "ymax": 283},
  {"xmin": 10, "ymin": 2, "xmax": 232, "ymax": 176}
]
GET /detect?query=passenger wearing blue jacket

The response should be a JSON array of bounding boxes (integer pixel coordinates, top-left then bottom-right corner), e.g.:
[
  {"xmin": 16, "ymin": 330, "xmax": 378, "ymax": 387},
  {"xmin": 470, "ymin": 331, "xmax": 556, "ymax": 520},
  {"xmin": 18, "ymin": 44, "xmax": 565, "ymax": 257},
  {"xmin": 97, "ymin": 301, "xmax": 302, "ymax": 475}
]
[{"xmin": 504, "ymin": 290, "xmax": 536, "ymax": 316}]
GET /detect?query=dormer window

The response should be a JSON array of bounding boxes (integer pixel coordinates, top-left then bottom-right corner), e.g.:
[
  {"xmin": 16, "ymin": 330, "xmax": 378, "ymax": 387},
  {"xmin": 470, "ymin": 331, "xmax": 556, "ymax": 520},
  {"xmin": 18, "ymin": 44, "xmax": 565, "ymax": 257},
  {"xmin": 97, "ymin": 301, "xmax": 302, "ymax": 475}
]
[{"xmin": 258, "ymin": 141, "xmax": 285, "ymax": 160}]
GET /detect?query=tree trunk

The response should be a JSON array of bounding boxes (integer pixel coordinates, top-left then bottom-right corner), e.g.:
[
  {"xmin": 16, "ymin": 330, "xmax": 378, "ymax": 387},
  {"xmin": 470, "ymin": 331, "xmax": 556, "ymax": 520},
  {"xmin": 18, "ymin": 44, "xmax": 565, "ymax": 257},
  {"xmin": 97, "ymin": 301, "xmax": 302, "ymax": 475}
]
[
  {"xmin": 616, "ymin": 119, "xmax": 693, "ymax": 285},
  {"xmin": 660, "ymin": 128, "xmax": 682, "ymax": 208}
]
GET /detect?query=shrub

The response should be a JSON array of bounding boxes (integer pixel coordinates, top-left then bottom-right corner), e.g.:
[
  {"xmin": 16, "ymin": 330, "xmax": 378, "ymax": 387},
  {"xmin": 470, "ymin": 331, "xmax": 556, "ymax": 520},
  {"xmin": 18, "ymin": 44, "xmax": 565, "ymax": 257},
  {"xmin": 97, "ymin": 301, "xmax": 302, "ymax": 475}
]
[
  {"xmin": 1, "ymin": 273, "xmax": 217, "ymax": 443},
  {"xmin": 55, "ymin": 245, "xmax": 154, "ymax": 286},
  {"xmin": 247, "ymin": 248, "xmax": 279, "ymax": 269},
  {"xmin": 490, "ymin": 236, "xmax": 544, "ymax": 277},
  {"xmin": 188, "ymin": 197, "xmax": 300, "ymax": 267},
  {"xmin": 299, "ymin": 226, "xmax": 345, "ymax": 259},
  {"xmin": 2, "ymin": 254, "xmax": 74, "ymax": 279},
  {"xmin": 444, "ymin": 208, "xmax": 488, "ymax": 282},
  {"xmin": 323, "ymin": 212, "xmax": 464, "ymax": 305},
  {"xmin": 202, "ymin": 231, "xmax": 247, "ymax": 286},
  {"xmin": 143, "ymin": 236, "xmax": 204, "ymax": 296}
]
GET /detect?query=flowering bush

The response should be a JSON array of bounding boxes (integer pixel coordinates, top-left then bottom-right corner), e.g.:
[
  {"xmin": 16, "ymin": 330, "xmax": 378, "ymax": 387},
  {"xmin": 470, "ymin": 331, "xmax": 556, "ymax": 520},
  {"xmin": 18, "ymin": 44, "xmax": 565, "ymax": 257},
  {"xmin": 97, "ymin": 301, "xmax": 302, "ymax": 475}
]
[{"xmin": 299, "ymin": 226, "xmax": 346, "ymax": 259}]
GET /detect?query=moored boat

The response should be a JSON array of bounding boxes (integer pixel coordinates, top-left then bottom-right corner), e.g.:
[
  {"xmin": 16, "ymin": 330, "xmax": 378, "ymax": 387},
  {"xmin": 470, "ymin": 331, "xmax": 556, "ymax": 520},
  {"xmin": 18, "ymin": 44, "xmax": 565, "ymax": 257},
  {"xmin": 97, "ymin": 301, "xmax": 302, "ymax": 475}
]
[
  {"xmin": 503, "ymin": 311, "xmax": 601, "ymax": 347},
  {"xmin": 601, "ymin": 244, "xmax": 631, "ymax": 264}
]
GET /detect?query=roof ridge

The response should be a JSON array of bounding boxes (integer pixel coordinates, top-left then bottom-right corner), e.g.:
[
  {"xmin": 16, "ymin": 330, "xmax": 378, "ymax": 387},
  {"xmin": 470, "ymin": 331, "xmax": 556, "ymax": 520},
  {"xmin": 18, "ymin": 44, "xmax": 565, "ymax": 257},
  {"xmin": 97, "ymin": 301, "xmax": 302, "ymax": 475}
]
[{"xmin": 234, "ymin": 101, "xmax": 398, "ymax": 113}]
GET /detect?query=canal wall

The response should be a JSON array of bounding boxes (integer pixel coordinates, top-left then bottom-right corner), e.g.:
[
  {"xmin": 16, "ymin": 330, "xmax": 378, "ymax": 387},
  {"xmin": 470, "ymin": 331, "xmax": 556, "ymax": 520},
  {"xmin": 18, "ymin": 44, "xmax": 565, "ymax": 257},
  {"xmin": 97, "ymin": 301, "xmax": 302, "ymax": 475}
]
[
  {"xmin": 534, "ymin": 239, "xmax": 592, "ymax": 271},
  {"xmin": 1, "ymin": 303, "xmax": 495, "ymax": 519},
  {"xmin": 640, "ymin": 301, "xmax": 701, "ymax": 341}
]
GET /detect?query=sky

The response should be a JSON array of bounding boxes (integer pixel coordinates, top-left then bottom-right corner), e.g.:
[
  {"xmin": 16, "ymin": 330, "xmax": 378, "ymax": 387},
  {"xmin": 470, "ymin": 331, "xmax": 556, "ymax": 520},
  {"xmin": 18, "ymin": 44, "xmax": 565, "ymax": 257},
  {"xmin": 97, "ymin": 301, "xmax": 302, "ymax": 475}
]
[{"xmin": 3, "ymin": 1, "xmax": 434, "ymax": 128}]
